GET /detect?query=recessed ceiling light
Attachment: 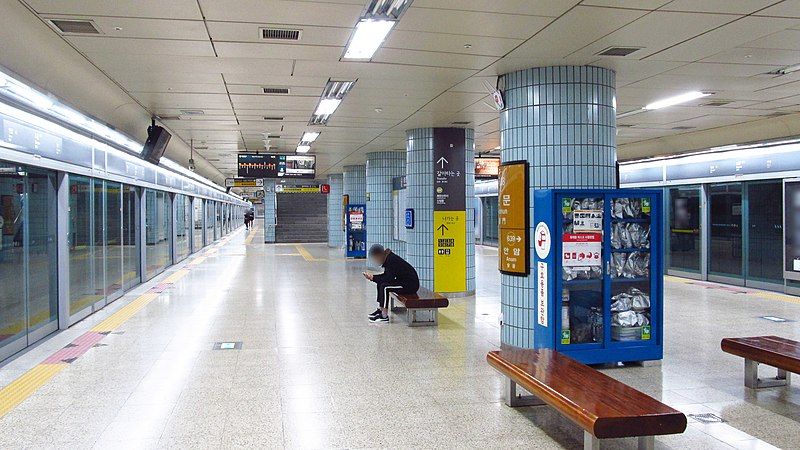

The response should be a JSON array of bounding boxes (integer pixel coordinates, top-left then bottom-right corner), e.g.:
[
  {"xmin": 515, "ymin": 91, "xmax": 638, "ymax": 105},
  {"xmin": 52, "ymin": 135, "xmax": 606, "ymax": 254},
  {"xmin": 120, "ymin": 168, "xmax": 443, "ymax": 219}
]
[
  {"xmin": 644, "ymin": 91, "xmax": 712, "ymax": 110},
  {"xmin": 315, "ymin": 98, "xmax": 341, "ymax": 116},
  {"xmin": 309, "ymin": 79, "xmax": 356, "ymax": 125},
  {"xmin": 374, "ymin": 108, "xmax": 383, "ymax": 113},
  {"xmin": 301, "ymin": 131, "xmax": 320, "ymax": 142},
  {"xmin": 344, "ymin": 19, "xmax": 395, "ymax": 60},
  {"xmin": 342, "ymin": 0, "xmax": 412, "ymax": 61}
]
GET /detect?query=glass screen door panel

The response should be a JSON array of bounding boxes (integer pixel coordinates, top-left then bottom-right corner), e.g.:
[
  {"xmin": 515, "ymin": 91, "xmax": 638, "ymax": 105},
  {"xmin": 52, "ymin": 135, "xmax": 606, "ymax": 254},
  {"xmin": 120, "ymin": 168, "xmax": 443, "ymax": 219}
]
[
  {"xmin": 105, "ymin": 181, "xmax": 123, "ymax": 299},
  {"xmin": 668, "ymin": 187, "xmax": 701, "ymax": 273},
  {"xmin": 746, "ymin": 182, "xmax": 783, "ymax": 284},
  {"xmin": 25, "ymin": 169, "xmax": 58, "ymax": 335},
  {"xmin": 481, "ymin": 196, "xmax": 498, "ymax": 246},
  {"xmin": 69, "ymin": 175, "xmax": 95, "ymax": 316},
  {"xmin": 122, "ymin": 185, "xmax": 140, "ymax": 291},
  {"xmin": 0, "ymin": 167, "xmax": 27, "ymax": 354},
  {"xmin": 708, "ymin": 183, "xmax": 743, "ymax": 281}
]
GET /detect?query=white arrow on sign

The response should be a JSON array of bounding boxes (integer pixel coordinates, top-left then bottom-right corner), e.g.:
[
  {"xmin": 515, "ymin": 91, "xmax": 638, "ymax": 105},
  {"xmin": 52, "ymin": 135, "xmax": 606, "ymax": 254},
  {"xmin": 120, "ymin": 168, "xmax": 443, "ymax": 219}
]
[{"xmin": 437, "ymin": 157, "xmax": 449, "ymax": 168}]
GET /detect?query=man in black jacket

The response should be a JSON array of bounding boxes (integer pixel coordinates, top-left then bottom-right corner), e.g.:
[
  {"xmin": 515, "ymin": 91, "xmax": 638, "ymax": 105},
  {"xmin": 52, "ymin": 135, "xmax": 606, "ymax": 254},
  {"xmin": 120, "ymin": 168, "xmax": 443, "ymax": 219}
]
[{"xmin": 363, "ymin": 244, "xmax": 419, "ymax": 323}]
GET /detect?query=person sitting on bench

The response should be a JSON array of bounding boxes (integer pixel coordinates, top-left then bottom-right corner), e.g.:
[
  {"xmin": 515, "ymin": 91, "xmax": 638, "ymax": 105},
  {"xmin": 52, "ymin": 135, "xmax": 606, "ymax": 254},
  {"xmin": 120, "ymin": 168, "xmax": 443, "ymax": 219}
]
[{"xmin": 363, "ymin": 244, "xmax": 419, "ymax": 323}]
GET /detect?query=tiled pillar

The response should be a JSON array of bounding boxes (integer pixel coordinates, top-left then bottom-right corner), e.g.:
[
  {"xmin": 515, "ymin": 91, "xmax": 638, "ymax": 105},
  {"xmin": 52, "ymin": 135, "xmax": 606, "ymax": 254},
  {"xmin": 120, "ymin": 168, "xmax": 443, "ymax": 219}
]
[
  {"xmin": 406, "ymin": 128, "xmax": 475, "ymax": 294},
  {"xmin": 500, "ymin": 66, "xmax": 617, "ymax": 348},
  {"xmin": 326, "ymin": 174, "xmax": 344, "ymax": 248},
  {"xmin": 263, "ymin": 179, "xmax": 276, "ymax": 243},
  {"xmin": 342, "ymin": 165, "xmax": 366, "ymax": 204},
  {"xmin": 366, "ymin": 151, "xmax": 405, "ymax": 264}
]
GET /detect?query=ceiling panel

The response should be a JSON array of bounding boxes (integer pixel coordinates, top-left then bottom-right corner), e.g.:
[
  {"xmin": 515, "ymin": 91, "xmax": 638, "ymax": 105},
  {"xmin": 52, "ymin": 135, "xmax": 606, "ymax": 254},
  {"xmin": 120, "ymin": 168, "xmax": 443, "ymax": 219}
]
[
  {"xmin": 568, "ymin": 11, "xmax": 738, "ymax": 61},
  {"xmin": 396, "ymin": 8, "xmax": 554, "ymax": 39},
  {"xmin": 646, "ymin": 16, "xmax": 800, "ymax": 62},
  {"xmin": 659, "ymin": 0, "xmax": 778, "ymax": 14},
  {"xmin": 197, "ymin": 0, "xmax": 362, "ymax": 26},
  {"xmin": 373, "ymin": 48, "xmax": 497, "ymax": 70},
  {"xmin": 25, "ymin": 0, "xmax": 203, "ymax": 19},
  {"xmin": 411, "ymin": 0, "xmax": 578, "ymax": 16},
  {"xmin": 754, "ymin": 1, "xmax": 800, "ymax": 18},
  {"xmin": 67, "ymin": 36, "xmax": 215, "ymax": 56},
  {"xmin": 385, "ymin": 30, "xmax": 522, "ymax": 57},
  {"xmin": 214, "ymin": 42, "xmax": 343, "ymax": 61},
  {"xmin": 743, "ymin": 29, "xmax": 800, "ymax": 51}
]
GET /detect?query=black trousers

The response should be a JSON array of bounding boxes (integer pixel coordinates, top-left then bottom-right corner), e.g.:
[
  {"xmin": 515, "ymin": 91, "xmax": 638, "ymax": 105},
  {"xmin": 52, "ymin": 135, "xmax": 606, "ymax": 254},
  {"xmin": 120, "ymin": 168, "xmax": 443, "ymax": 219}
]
[{"xmin": 376, "ymin": 281, "xmax": 418, "ymax": 309}]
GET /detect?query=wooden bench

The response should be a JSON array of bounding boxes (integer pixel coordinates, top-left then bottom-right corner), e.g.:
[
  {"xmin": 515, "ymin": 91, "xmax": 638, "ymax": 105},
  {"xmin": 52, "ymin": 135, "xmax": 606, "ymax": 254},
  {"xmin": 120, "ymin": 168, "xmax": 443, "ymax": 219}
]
[
  {"xmin": 389, "ymin": 287, "xmax": 449, "ymax": 327},
  {"xmin": 721, "ymin": 336, "xmax": 798, "ymax": 389},
  {"xmin": 487, "ymin": 348, "xmax": 686, "ymax": 450}
]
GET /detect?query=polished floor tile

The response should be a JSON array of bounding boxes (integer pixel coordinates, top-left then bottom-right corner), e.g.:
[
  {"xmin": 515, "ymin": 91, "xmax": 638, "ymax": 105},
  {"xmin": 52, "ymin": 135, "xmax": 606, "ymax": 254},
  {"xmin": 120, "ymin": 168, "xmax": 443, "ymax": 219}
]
[{"xmin": 0, "ymin": 224, "xmax": 798, "ymax": 449}]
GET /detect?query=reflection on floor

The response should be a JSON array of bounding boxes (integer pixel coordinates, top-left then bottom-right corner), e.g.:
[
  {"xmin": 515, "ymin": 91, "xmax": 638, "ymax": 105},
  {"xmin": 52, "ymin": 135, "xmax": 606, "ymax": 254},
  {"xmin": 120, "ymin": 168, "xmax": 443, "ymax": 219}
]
[{"xmin": 0, "ymin": 227, "xmax": 798, "ymax": 449}]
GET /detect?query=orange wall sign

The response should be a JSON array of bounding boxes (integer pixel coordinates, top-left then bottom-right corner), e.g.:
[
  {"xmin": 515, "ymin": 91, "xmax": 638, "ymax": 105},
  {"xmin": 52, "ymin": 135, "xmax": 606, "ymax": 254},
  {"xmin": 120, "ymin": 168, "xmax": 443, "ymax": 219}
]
[{"xmin": 498, "ymin": 161, "xmax": 529, "ymax": 276}]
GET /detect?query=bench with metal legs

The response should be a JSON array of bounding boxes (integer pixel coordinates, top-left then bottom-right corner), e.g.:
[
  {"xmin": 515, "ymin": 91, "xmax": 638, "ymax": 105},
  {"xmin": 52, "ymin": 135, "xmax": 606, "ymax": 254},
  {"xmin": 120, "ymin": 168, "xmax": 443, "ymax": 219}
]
[
  {"xmin": 388, "ymin": 287, "xmax": 448, "ymax": 327},
  {"xmin": 721, "ymin": 336, "xmax": 799, "ymax": 389},
  {"xmin": 489, "ymin": 349, "xmax": 686, "ymax": 450}
]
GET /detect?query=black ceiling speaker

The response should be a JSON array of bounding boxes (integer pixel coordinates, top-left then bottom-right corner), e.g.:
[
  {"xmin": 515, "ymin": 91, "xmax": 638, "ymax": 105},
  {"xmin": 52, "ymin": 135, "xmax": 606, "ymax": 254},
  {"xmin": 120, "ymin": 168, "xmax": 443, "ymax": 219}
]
[{"xmin": 141, "ymin": 121, "xmax": 171, "ymax": 165}]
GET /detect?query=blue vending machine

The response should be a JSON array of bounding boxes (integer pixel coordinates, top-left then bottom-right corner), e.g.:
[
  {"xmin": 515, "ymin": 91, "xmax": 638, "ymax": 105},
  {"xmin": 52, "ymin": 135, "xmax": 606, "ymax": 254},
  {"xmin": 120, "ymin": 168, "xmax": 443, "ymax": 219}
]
[
  {"xmin": 346, "ymin": 204, "xmax": 366, "ymax": 258},
  {"xmin": 533, "ymin": 189, "xmax": 663, "ymax": 364}
]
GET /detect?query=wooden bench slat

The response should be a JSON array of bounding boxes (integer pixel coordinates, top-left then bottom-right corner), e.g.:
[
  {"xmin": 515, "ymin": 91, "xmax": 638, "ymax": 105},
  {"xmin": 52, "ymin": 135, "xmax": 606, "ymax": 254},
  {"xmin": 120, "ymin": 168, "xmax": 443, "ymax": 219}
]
[
  {"xmin": 487, "ymin": 349, "xmax": 686, "ymax": 439},
  {"xmin": 391, "ymin": 287, "xmax": 449, "ymax": 309},
  {"xmin": 721, "ymin": 336, "xmax": 800, "ymax": 374}
]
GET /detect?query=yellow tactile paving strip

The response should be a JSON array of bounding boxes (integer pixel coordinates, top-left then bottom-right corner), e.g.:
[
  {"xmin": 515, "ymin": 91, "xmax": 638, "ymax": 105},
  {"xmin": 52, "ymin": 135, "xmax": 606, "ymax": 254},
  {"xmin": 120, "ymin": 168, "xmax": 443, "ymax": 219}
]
[
  {"xmin": 0, "ymin": 228, "xmax": 241, "ymax": 419},
  {"xmin": 0, "ymin": 363, "xmax": 67, "ymax": 416}
]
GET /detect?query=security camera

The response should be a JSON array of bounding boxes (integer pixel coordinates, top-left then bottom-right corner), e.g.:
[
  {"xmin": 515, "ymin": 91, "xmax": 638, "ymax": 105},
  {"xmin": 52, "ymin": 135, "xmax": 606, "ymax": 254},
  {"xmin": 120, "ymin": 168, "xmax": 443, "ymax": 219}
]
[{"xmin": 188, "ymin": 158, "xmax": 196, "ymax": 171}]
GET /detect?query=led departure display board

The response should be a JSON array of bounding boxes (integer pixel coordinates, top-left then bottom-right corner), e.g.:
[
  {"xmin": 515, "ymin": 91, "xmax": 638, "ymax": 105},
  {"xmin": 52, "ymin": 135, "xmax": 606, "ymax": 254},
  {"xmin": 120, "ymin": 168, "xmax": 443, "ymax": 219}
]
[
  {"xmin": 237, "ymin": 153, "xmax": 316, "ymax": 179},
  {"xmin": 498, "ymin": 161, "xmax": 529, "ymax": 276}
]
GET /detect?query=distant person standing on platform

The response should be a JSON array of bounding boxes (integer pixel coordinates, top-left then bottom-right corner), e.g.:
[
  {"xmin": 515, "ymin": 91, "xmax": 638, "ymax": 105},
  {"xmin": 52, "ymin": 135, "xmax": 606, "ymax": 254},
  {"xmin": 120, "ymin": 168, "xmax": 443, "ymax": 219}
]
[
  {"xmin": 363, "ymin": 244, "xmax": 419, "ymax": 323},
  {"xmin": 244, "ymin": 209, "xmax": 254, "ymax": 230}
]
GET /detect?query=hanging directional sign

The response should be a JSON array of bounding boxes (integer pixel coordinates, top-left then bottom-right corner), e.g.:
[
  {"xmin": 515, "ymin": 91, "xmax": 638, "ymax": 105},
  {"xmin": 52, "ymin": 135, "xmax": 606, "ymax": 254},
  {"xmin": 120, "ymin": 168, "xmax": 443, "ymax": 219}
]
[{"xmin": 433, "ymin": 128, "xmax": 467, "ymax": 292}]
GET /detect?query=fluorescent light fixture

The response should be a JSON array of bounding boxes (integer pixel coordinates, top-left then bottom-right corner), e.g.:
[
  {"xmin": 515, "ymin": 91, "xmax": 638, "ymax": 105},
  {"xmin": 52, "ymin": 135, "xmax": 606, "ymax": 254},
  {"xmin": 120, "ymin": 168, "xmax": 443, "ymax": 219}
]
[
  {"xmin": 301, "ymin": 131, "xmax": 320, "ymax": 143},
  {"xmin": 309, "ymin": 79, "xmax": 356, "ymax": 125},
  {"xmin": 315, "ymin": 99, "xmax": 341, "ymax": 116},
  {"xmin": 344, "ymin": 19, "xmax": 395, "ymax": 60},
  {"xmin": 644, "ymin": 91, "xmax": 712, "ymax": 110},
  {"xmin": 296, "ymin": 144, "xmax": 311, "ymax": 153}
]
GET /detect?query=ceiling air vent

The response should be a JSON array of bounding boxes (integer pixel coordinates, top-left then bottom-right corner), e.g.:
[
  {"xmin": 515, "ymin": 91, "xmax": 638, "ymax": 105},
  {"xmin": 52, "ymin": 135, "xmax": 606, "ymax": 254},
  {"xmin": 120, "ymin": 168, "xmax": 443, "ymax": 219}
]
[
  {"xmin": 262, "ymin": 87, "xmax": 290, "ymax": 95},
  {"xmin": 266, "ymin": 134, "xmax": 281, "ymax": 139},
  {"xmin": 700, "ymin": 100, "xmax": 733, "ymax": 107},
  {"xmin": 156, "ymin": 115, "xmax": 182, "ymax": 121},
  {"xmin": 597, "ymin": 46, "xmax": 641, "ymax": 57},
  {"xmin": 451, "ymin": 121, "xmax": 471, "ymax": 125},
  {"xmin": 263, "ymin": 116, "xmax": 284, "ymax": 121},
  {"xmin": 671, "ymin": 126, "xmax": 696, "ymax": 130},
  {"xmin": 259, "ymin": 27, "xmax": 302, "ymax": 41},
  {"xmin": 48, "ymin": 19, "xmax": 101, "ymax": 35},
  {"xmin": 765, "ymin": 111, "xmax": 790, "ymax": 117},
  {"xmin": 180, "ymin": 109, "xmax": 204, "ymax": 116},
  {"xmin": 617, "ymin": 124, "xmax": 635, "ymax": 128}
]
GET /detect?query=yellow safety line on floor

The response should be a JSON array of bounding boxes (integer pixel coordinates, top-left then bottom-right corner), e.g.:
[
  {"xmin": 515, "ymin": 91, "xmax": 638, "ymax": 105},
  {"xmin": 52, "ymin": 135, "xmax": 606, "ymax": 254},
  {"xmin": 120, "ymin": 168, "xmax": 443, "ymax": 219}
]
[
  {"xmin": 0, "ymin": 363, "xmax": 67, "ymax": 417},
  {"xmin": 0, "ymin": 230, "xmax": 245, "ymax": 420},
  {"xmin": 295, "ymin": 244, "xmax": 317, "ymax": 262},
  {"xmin": 244, "ymin": 227, "xmax": 258, "ymax": 245}
]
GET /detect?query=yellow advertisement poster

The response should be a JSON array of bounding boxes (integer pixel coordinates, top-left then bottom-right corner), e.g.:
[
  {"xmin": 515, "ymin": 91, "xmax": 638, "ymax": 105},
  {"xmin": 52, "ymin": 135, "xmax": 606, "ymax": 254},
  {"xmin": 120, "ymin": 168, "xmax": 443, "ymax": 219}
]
[{"xmin": 433, "ymin": 210, "xmax": 466, "ymax": 293}]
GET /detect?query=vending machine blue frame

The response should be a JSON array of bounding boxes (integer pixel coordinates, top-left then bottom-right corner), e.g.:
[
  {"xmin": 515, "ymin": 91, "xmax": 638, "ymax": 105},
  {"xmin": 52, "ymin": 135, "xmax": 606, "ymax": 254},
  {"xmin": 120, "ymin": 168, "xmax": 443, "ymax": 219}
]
[
  {"xmin": 533, "ymin": 189, "xmax": 663, "ymax": 364},
  {"xmin": 346, "ymin": 204, "xmax": 367, "ymax": 258}
]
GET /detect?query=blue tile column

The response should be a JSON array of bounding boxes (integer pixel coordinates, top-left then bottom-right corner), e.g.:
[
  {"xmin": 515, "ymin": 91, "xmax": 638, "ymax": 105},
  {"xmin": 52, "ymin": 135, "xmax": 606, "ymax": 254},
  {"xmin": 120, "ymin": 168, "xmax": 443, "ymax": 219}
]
[
  {"xmin": 366, "ymin": 151, "xmax": 405, "ymax": 265},
  {"xmin": 406, "ymin": 128, "xmax": 475, "ymax": 294},
  {"xmin": 326, "ymin": 174, "xmax": 344, "ymax": 248},
  {"xmin": 499, "ymin": 66, "xmax": 617, "ymax": 348},
  {"xmin": 343, "ymin": 165, "xmax": 366, "ymax": 204},
  {"xmin": 263, "ymin": 179, "xmax": 276, "ymax": 243}
]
